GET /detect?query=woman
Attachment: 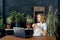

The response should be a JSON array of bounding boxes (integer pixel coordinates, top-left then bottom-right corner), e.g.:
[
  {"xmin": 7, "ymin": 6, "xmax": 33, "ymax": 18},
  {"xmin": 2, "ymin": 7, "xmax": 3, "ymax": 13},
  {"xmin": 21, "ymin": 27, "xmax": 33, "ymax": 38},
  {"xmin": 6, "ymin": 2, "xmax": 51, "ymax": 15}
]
[{"xmin": 32, "ymin": 13, "xmax": 47, "ymax": 36}]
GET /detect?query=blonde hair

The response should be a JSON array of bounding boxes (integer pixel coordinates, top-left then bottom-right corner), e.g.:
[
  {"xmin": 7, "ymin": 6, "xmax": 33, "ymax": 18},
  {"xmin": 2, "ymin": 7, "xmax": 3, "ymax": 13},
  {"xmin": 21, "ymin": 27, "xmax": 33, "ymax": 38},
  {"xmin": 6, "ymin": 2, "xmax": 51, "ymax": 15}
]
[{"xmin": 37, "ymin": 13, "xmax": 46, "ymax": 23}]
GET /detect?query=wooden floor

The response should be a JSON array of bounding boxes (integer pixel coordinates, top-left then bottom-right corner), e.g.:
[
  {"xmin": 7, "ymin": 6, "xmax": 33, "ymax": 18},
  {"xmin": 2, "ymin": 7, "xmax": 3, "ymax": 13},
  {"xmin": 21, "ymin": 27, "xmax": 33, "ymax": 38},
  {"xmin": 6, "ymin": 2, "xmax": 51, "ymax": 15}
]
[{"xmin": 0, "ymin": 35, "xmax": 55, "ymax": 40}]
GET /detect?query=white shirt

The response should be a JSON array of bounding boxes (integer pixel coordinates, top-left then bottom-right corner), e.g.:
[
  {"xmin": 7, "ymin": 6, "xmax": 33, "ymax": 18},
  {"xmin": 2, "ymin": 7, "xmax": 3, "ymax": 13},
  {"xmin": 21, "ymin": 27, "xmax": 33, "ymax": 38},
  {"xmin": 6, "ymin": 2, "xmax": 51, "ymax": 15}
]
[{"xmin": 33, "ymin": 23, "xmax": 47, "ymax": 36}]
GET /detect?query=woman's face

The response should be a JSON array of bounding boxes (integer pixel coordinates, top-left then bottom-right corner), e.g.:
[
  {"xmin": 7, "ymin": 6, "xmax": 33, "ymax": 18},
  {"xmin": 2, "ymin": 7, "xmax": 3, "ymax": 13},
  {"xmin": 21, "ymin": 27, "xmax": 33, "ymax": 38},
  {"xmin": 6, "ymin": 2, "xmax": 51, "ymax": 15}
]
[{"xmin": 37, "ymin": 15, "xmax": 42, "ymax": 22}]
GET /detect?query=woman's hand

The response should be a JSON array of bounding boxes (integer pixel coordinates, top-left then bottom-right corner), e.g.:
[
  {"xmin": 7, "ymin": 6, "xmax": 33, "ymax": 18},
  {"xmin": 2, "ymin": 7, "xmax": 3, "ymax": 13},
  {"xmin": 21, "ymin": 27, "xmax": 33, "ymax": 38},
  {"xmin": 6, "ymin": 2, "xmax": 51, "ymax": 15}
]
[
  {"xmin": 32, "ymin": 23, "xmax": 37, "ymax": 28},
  {"xmin": 32, "ymin": 23, "xmax": 38, "ymax": 30}
]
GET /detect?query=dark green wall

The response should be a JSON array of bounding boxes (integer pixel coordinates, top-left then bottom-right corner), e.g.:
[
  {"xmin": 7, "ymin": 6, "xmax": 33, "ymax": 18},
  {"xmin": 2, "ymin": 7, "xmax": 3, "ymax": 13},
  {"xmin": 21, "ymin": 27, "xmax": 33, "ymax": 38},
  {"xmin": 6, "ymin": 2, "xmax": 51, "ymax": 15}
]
[
  {"xmin": 0, "ymin": 0, "xmax": 3, "ymax": 16},
  {"xmin": 2, "ymin": 0, "xmax": 58, "ymax": 18}
]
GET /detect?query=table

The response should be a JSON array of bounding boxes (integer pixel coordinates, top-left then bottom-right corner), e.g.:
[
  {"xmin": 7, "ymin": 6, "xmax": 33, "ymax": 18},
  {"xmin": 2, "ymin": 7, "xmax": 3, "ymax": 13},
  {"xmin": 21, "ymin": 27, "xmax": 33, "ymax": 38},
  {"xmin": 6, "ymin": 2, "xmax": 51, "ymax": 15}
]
[{"xmin": 0, "ymin": 35, "xmax": 55, "ymax": 40}]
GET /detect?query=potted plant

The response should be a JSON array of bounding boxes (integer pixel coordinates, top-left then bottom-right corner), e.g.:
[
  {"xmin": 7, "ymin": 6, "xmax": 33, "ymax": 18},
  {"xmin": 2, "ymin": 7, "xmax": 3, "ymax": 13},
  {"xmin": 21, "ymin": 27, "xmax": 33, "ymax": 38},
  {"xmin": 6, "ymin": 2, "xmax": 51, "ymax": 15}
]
[
  {"xmin": 26, "ymin": 14, "xmax": 34, "ymax": 29},
  {"xmin": 0, "ymin": 16, "xmax": 5, "ymax": 37},
  {"xmin": 6, "ymin": 16, "xmax": 12, "ymax": 29},
  {"xmin": 46, "ymin": 5, "xmax": 59, "ymax": 37},
  {"xmin": 10, "ymin": 10, "xmax": 25, "ymax": 27}
]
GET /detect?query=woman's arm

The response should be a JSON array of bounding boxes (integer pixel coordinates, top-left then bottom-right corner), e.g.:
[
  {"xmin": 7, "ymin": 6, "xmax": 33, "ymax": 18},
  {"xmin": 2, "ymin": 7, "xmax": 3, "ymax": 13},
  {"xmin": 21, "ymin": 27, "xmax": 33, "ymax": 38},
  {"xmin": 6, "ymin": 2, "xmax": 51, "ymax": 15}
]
[
  {"xmin": 32, "ymin": 23, "xmax": 37, "ymax": 28},
  {"xmin": 39, "ymin": 27, "xmax": 47, "ymax": 36},
  {"xmin": 32, "ymin": 23, "xmax": 47, "ymax": 36},
  {"xmin": 38, "ymin": 23, "xmax": 47, "ymax": 36},
  {"xmin": 32, "ymin": 23, "xmax": 37, "ymax": 30},
  {"xmin": 33, "ymin": 25, "xmax": 47, "ymax": 36}
]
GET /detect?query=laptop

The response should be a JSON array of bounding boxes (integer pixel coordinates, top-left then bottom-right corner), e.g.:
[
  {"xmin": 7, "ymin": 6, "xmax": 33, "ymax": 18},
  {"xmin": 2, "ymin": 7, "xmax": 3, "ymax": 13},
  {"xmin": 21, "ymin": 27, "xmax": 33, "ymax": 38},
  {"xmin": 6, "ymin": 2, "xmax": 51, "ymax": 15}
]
[
  {"xmin": 13, "ymin": 27, "xmax": 33, "ymax": 38},
  {"xmin": 13, "ymin": 27, "xmax": 25, "ymax": 38}
]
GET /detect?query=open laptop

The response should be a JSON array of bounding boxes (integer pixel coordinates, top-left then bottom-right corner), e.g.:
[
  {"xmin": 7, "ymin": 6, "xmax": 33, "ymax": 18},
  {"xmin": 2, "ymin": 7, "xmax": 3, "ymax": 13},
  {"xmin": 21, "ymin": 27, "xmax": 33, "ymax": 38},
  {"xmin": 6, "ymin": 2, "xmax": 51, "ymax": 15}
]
[
  {"xmin": 13, "ymin": 27, "xmax": 33, "ymax": 38},
  {"xmin": 13, "ymin": 27, "xmax": 25, "ymax": 38}
]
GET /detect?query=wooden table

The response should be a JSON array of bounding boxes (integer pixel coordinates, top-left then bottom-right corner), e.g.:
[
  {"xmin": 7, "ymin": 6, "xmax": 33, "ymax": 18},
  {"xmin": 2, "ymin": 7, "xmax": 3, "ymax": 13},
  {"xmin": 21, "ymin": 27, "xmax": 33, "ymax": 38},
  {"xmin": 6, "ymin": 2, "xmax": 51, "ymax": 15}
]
[{"xmin": 0, "ymin": 35, "xmax": 55, "ymax": 40}]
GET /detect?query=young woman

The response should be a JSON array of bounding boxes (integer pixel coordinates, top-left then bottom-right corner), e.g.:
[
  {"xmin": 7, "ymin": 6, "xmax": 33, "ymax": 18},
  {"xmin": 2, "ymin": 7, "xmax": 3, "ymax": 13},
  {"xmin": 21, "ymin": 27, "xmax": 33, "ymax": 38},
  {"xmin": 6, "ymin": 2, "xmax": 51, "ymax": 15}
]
[{"xmin": 32, "ymin": 13, "xmax": 47, "ymax": 36}]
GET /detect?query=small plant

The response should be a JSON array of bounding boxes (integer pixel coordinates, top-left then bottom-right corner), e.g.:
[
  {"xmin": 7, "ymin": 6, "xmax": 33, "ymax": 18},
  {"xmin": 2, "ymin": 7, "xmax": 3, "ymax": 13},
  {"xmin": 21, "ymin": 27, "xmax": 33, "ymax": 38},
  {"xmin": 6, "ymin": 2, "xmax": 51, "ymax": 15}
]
[
  {"xmin": 26, "ymin": 14, "xmax": 34, "ymax": 29},
  {"xmin": 26, "ymin": 14, "xmax": 34, "ymax": 24},
  {"xmin": 6, "ymin": 16, "xmax": 12, "ymax": 29},
  {"xmin": 6, "ymin": 16, "xmax": 12, "ymax": 24}
]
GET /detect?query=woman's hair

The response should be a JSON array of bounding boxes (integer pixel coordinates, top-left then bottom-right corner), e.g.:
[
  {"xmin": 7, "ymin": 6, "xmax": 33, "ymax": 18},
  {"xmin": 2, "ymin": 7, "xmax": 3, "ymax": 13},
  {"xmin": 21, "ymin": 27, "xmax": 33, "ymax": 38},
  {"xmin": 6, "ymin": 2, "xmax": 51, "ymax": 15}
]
[{"xmin": 37, "ymin": 13, "xmax": 46, "ymax": 23}]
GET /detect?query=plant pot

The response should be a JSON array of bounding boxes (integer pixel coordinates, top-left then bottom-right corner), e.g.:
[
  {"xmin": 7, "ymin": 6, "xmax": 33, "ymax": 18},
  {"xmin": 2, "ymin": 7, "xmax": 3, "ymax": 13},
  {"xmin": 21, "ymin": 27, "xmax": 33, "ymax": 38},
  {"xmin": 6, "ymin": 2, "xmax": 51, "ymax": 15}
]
[
  {"xmin": 0, "ymin": 29, "xmax": 6, "ymax": 38},
  {"xmin": 6, "ymin": 24, "xmax": 11, "ymax": 29},
  {"xmin": 5, "ymin": 29, "xmax": 14, "ymax": 35},
  {"xmin": 26, "ymin": 23, "xmax": 31, "ymax": 29},
  {"xmin": 15, "ymin": 22, "xmax": 20, "ymax": 27},
  {"xmin": 20, "ymin": 22, "xmax": 26, "ymax": 28}
]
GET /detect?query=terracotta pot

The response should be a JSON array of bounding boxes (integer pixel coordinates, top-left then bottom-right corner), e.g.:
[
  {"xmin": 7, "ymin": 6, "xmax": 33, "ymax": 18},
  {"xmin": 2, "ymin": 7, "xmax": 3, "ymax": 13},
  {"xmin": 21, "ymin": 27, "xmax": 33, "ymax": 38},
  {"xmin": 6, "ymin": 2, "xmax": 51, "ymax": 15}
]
[
  {"xmin": 26, "ymin": 23, "xmax": 31, "ymax": 29},
  {"xmin": 6, "ymin": 24, "xmax": 11, "ymax": 29}
]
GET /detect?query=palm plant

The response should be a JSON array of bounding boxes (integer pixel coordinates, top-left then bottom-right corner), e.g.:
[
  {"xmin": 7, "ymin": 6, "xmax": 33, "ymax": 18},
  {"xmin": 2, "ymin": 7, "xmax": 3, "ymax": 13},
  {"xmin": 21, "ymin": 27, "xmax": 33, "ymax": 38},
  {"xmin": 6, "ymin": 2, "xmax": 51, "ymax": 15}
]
[
  {"xmin": 6, "ymin": 16, "xmax": 12, "ymax": 29},
  {"xmin": 46, "ymin": 5, "xmax": 59, "ymax": 37},
  {"xmin": 10, "ymin": 10, "xmax": 25, "ymax": 27}
]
